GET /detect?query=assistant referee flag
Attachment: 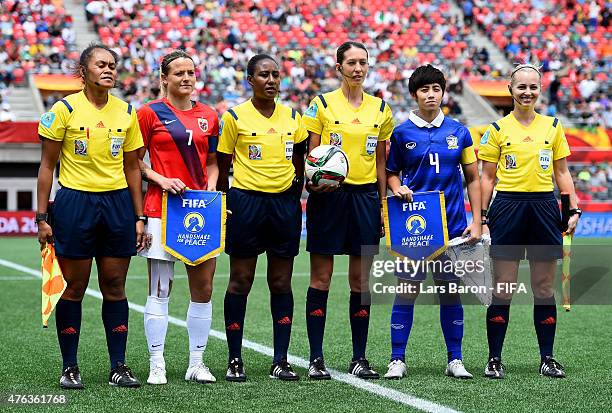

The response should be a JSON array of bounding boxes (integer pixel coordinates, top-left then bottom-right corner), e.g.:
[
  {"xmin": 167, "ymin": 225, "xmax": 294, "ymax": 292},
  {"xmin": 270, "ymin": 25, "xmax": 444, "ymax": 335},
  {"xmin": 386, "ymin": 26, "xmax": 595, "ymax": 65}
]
[{"xmin": 41, "ymin": 245, "xmax": 66, "ymax": 328}]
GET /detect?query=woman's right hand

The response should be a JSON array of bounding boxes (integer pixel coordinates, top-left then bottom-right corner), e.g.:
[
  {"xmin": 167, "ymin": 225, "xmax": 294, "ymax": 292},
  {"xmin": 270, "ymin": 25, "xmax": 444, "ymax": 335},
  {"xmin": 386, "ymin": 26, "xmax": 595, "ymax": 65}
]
[
  {"xmin": 306, "ymin": 181, "xmax": 338, "ymax": 193},
  {"xmin": 393, "ymin": 185, "xmax": 413, "ymax": 202},
  {"xmin": 37, "ymin": 221, "xmax": 53, "ymax": 250},
  {"xmin": 159, "ymin": 177, "xmax": 186, "ymax": 194}
]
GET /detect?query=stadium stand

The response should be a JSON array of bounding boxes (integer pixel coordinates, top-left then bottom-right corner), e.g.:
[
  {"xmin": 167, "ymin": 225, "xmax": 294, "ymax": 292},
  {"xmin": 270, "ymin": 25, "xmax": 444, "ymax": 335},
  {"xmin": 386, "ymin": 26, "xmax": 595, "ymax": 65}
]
[
  {"xmin": 78, "ymin": 0, "xmax": 506, "ymax": 123},
  {"xmin": 458, "ymin": 0, "xmax": 611, "ymax": 126}
]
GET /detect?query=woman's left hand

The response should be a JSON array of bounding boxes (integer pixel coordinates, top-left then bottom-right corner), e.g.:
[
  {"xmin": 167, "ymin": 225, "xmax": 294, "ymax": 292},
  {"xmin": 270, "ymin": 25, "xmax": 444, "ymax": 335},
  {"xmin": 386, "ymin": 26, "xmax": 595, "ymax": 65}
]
[
  {"xmin": 566, "ymin": 214, "xmax": 579, "ymax": 235},
  {"xmin": 136, "ymin": 221, "xmax": 146, "ymax": 252}
]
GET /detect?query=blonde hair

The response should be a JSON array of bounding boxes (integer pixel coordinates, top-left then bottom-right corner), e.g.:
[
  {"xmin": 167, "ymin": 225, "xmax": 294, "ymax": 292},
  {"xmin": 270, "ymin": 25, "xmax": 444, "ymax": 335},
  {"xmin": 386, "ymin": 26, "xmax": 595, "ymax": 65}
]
[{"xmin": 510, "ymin": 63, "xmax": 542, "ymax": 85}]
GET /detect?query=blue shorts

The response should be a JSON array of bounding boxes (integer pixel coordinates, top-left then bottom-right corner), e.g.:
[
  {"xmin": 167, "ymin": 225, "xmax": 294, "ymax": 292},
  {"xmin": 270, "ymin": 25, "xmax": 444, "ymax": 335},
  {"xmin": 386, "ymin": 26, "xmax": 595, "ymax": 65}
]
[
  {"xmin": 306, "ymin": 183, "xmax": 380, "ymax": 256},
  {"xmin": 489, "ymin": 191, "xmax": 562, "ymax": 261},
  {"xmin": 225, "ymin": 187, "xmax": 301, "ymax": 258},
  {"xmin": 51, "ymin": 187, "xmax": 136, "ymax": 259}
]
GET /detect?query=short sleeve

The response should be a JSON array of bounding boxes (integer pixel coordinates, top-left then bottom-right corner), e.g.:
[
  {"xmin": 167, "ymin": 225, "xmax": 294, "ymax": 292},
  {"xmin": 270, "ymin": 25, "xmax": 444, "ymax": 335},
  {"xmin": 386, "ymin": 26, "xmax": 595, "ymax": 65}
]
[
  {"xmin": 460, "ymin": 127, "xmax": 477, "ymax": 164},
  {"xmin": 378, "ymin": 102, "xmax": 394, "ymax": 141},
  {"xmin": 38, "ymin": 101, "xmax": 69, "ymax": 141},
  {"xmin": 217, "ymin": 110, "xmax": 239, "ymax": 155},
  {"xmin": 477, "ymin": 124, "xmax": 501, "ymax": 163},
  {"xmin": 137, "ymin": 105, "xmax": 155, "ymax": 149},
  {"xmin": 302, "ymin": 97, "xmax": 324, "ymax": 135},
  {"xmin": 294, "ymin": 112, "xmax": 308, "ymax": 144},
  {"xmin": 552, "ymin": 119, "xmax": 571, "ymax": 160},
  {"xmin": 123, "ymin": 110, "xmax": 144, "ymax": 152},
  {"xmin": 386, "ymin": 132, "xmax": 403, "ymax": 173}
]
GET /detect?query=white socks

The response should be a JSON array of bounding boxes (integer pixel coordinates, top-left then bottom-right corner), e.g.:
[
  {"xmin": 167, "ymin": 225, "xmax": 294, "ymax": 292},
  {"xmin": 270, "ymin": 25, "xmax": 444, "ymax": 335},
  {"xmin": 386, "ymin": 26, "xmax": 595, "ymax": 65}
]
[
  {"xmin": 187, "ymin": 301, "xmax": 212, "ymax": 367},
  {"xmin": 144, "ymin": 295, "xmax": 169, "ymax": 366}
]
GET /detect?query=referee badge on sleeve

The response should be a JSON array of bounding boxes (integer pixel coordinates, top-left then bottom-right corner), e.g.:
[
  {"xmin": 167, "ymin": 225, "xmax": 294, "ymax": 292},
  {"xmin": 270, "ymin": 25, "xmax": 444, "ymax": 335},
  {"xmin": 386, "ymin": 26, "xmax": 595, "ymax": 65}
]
[{"xmin": 40, "ymin": 112, "xmax": 56, "ymax": 128}]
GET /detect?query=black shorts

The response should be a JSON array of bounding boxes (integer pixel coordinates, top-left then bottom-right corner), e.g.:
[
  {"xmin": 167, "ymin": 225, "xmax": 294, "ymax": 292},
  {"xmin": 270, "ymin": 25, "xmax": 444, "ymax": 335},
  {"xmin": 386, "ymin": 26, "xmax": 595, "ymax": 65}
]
[
  {"xmin": 306, "ymin": 183, "xmax": 380, "ymax": 256},
  {"xmin": 489, "ymin": 191, "xmax": 562, "ymax": 261},
  {"xmin": 51, "ymin": 187, "xmax": 137, "ymax": 259},
  {"xmin": 225, "ymin": 187, "xmax": 302, "ymax": 258}
]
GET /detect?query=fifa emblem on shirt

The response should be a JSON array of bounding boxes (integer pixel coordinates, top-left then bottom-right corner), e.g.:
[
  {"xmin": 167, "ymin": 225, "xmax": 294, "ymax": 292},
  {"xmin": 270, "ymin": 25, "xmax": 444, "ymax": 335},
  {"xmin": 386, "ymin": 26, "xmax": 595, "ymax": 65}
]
[
  {"xmin": 198, "ymin": 118, "xmax": 209, "ymax": 133},
  {"xmin": 110, "ymin": 136, "xmax": 124, "ymax": 157},
  {"xmin": 446, "ymin": 135, "xmax": 458, "ymax": 150},
  {"xmin": 74, "ymin": 139, "xmax": 88, "ymax": 156},
  {"xmin": 183, "ymin": 212, "xmax": 205, "ymax": 233},
  {"xmin": 539, "ymin": 149, "xmax": 552, "ymax": 171},
  {"xmin": 405, "ymin": 214, "xmax": 427, "ymax": 236},
  {"xmin": 248, "ymin": 144, "xmax": 262, "ymax": 160},
  {"xmin": 330, "ymin": 132, "xmax": 342, "ymax": 147},
  {"xmin": 505, "ymin": 154, "xmax": 517, "ymax": 169}
]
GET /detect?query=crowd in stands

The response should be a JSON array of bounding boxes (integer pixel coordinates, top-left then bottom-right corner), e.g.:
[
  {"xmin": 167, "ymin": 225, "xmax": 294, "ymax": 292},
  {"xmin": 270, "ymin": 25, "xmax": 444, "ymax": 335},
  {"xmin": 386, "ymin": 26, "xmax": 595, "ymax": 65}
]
[
  {"xmin": 458, "ymin": 0, "xmax": 611, "ymax": 128},
  {"xmin": 80, "ymin": 0, "xmax": 490, "ymax": 124},
  {"xmin": 571, "ymin": 162, "xmax": 612, "ymax": 201}
]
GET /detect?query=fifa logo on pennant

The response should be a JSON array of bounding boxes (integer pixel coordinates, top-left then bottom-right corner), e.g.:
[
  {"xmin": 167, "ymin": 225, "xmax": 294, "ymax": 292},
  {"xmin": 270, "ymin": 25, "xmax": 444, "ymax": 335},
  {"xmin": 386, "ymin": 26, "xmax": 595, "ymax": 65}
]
[
  {"xmin": 183, "ymin": 212, "xmax": 205, "ymax": 233},
  {"xmin": 405, "ymin": 214, "xmax": 427, "ymax": 236}
]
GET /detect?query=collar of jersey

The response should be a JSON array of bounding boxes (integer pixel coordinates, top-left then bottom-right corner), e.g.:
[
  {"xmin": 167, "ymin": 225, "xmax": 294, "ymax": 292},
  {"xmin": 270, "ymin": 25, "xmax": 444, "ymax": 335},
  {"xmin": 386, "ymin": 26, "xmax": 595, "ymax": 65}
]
[
  {"xmin": 248, "ymin": 98, "xmax": 278, "ymax": 121},
  {"xmin": 409, "ymin": 109, "xmax": 444, "ymax": 128}
]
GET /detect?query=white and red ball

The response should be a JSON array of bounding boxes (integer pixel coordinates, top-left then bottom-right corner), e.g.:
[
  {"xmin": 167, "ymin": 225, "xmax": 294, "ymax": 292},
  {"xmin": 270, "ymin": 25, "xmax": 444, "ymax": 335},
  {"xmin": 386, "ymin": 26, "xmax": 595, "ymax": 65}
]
[{"xmin": 305, "ymin": 145, "xmax": 349, "ymax": 186}]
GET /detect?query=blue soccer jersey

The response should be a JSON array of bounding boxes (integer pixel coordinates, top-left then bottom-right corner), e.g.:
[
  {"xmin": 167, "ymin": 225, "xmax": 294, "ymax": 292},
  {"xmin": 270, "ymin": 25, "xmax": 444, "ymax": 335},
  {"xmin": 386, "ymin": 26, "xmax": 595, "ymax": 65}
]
[{"xmin": 387, "ymin": 111, "xmax": 477, "ymax": 238}]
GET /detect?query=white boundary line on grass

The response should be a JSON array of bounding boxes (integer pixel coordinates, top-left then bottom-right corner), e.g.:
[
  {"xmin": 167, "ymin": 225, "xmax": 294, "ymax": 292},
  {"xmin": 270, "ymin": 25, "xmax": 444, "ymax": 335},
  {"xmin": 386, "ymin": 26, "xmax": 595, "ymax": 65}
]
[{"xmin": 0, "ymin": 258, "xmax": 460, "ymax": 413}]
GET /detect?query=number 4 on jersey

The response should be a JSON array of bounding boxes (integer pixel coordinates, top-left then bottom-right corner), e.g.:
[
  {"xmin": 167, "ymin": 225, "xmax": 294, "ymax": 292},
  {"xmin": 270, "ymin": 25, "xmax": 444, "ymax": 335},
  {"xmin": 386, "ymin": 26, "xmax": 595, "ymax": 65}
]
[{"xmin": 429, "ymin": 152, "xmax": 439, "ymax": 174}]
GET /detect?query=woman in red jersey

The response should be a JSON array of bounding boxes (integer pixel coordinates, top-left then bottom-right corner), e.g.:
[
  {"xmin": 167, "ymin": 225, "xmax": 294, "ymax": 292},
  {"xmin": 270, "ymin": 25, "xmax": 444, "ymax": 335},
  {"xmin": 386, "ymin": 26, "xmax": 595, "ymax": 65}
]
[{"xmin": 137, "ymin": 50, "xmax": 219, "ymax": 385}]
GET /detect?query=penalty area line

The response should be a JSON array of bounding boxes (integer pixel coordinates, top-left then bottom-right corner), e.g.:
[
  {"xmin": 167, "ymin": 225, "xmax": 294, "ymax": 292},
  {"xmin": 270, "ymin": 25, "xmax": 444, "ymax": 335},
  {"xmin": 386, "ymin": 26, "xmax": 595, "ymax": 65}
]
[{"xmin": 0, "ymin": 257, "xmax": 460, "ymax": 413}]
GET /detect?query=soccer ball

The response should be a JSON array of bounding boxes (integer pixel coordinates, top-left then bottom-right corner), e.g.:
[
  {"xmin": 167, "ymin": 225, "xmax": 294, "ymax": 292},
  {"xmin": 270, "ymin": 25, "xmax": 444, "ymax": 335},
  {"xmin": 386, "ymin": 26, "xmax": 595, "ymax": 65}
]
[{"xmin": 305, "ymin": 145, "xmax": 349, "ymax": 186}]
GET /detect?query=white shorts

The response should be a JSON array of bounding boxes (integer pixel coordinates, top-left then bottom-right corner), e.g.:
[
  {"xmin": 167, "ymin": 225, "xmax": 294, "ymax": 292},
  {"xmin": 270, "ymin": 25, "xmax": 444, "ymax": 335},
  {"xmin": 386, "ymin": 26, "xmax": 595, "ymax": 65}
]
[{"xmin": 138, "ymin": 218, "xmax": 178, "ymax": 262}]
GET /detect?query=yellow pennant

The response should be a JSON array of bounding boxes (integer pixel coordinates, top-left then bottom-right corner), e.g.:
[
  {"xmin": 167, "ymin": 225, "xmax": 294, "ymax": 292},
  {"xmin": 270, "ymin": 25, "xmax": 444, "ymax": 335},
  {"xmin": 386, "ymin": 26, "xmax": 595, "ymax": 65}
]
[{"xmin": 41, "ymin": 245, "xmax": 66, "ymax": 328}]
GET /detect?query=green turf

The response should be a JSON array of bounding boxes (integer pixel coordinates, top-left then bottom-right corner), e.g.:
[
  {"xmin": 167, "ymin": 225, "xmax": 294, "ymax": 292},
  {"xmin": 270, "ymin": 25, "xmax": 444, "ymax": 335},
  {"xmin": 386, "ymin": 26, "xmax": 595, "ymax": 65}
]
[{"xmin": 0, "ymin": 237, "xmax": 611, "ymax": 412}]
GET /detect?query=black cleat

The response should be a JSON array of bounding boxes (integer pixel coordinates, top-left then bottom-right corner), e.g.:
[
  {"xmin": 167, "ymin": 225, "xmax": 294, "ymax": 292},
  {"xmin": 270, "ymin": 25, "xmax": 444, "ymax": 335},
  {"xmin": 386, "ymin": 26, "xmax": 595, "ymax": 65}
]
[
  {"xmin": 308, "ymin": 357, "xmax": 331, "ymax": 380},
  {"xmin": 60, "ymin": 365, "xmax": 84, "ymax": 390},
  {"xmin": 109, "ymin": 362, "xmax": 141, "ymax": 388},
  {"xmin": 539, "ymin": 356, "xmax": 566, "ymax": 378},
  {"xmin": 225, "ymin": 358, "xmax": 247, "ymax": 382},
  {"xmin": 348, "ymin": 358, "xmax": 379, "ymax": 380},
  {"xmin": 269, "ymin": 359, "xmax": 299, "ymax": 381},
  {"xmin": 484, "ymin": 357, "xmax": 505, "ymax": 379}
]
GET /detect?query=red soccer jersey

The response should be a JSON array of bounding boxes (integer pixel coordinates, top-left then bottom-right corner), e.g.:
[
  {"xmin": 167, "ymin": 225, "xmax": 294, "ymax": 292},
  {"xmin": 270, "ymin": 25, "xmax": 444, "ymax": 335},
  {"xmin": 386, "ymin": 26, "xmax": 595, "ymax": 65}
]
[{"xmin": 138, "ymin": 98, "xmax": 219, "ymax": 218}]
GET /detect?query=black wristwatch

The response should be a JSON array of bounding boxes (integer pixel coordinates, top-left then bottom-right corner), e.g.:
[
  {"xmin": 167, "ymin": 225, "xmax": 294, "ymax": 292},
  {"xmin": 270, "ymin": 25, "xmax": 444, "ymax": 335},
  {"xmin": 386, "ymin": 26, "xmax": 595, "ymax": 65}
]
[
  {"xmin": 481, "ymin": 208, "xmax": 489, "ymax": 218},
  {"xmin": 136, "ymin": 215, "xmax": 148, "ymax": 225},
  {"xmin": 569, "ymin": 208, "xmax": 582, "ymax": 218},
  {"xmin": 35, "ymin": 212, "xmax": 48, "ymax": 223},
  {"xmin": 481, "ymin": 217, "xmax": 489, "ymax": 225}
]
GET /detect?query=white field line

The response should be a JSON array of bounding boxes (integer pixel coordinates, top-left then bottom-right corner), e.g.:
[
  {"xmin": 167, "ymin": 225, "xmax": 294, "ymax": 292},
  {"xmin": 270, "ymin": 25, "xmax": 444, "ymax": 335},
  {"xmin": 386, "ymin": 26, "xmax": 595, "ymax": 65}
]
[{"xmin": 0, "ymin": 258, "xmax": 460, "ymax": 413}]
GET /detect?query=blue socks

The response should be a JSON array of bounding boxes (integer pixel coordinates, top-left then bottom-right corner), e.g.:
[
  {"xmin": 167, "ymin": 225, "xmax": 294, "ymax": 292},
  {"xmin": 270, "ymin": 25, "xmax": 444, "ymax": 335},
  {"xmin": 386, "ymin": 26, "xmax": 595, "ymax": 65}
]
[{"xmin": 390, "ymin": 295, "xmax": 414, "ymax": 361}]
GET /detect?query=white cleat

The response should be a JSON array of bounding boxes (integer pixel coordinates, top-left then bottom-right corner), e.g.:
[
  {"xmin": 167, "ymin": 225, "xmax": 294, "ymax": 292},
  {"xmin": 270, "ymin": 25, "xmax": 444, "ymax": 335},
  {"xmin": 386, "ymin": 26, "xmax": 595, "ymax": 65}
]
[
  {"xmin": 445, "ymin": 359, "xmax": 473, "ymax": 379},
  {"xmin": 185, "ymin": 363, "xmax": 216, "ymax": 384},
  {"xmin": 147, "ymin": 364, "xmax": 167, "ymax": 385},
  {"xmin": 384, "ymin": 359, "xmax": 407, "ymax": 380}
]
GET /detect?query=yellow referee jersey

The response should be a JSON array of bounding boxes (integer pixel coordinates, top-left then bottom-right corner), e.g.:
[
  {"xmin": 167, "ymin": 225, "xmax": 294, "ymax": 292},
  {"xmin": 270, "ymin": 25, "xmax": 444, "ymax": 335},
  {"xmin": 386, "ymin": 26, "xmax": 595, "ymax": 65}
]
[
  {"xmin": 478, "ymin": 112, "xmax": 570, "ymax": 192},
  {"xmin": 303, "ymin": 89, "xmax": 394, "ymax": 185},
  {"xmin": 38, "ymin": 91, "xmax": 143, "ymax": 192},
  {"xmin": 217, "ymin": 100, "xmax": 308, "ymax": 193}
]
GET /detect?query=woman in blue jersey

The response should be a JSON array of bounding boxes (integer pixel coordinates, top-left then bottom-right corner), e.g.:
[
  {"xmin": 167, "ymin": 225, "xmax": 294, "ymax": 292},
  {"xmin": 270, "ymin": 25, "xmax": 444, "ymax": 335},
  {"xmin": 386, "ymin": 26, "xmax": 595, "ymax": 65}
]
[{"xmin": 384, "ymin": 65, "xmax": 481, "ymax": 379}]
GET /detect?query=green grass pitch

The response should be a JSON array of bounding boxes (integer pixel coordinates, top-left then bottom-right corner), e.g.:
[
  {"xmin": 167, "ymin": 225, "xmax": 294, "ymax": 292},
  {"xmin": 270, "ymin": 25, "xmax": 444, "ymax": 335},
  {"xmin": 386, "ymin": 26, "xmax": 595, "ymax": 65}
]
[{"xmin": 0, "ymin": 237, "xmax": 610, "ymax": 412}]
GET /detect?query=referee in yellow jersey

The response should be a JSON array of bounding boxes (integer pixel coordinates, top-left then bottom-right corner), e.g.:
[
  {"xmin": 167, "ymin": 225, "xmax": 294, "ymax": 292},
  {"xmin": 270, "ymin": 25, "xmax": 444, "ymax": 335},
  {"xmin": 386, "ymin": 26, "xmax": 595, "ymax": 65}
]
[
  {"xmin": 303, "ymin": 42, "xmax": 394, "ymax": 380},
  {"xmin": 479, "ymin": 63, "xmax": 580, "ymax": 379},
  {"xmin": 36, "ymin": 44, "xmax": 144, "ymax": 389},
  {"xmin": 217, "ymin": 54, "xmax": 308, "ymax": 382}
]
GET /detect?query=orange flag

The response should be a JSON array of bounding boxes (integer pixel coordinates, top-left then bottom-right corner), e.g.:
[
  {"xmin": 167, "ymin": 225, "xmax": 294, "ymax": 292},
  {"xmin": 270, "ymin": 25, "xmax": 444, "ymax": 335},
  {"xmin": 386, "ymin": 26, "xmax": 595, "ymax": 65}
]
[{"xmin": 41, "ymin": 244, "xmax": 66, "ymax": 328}]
